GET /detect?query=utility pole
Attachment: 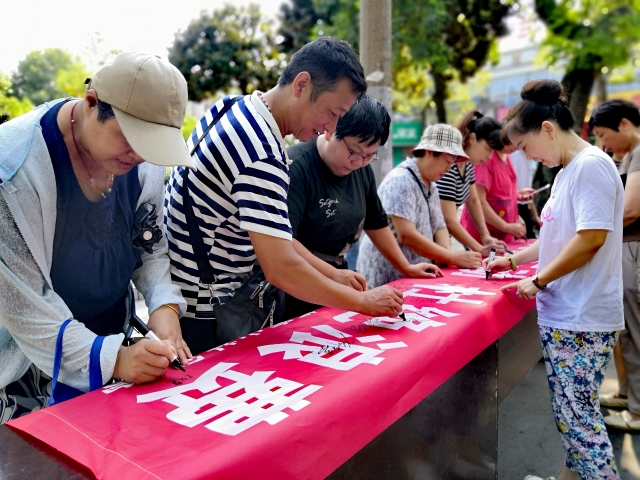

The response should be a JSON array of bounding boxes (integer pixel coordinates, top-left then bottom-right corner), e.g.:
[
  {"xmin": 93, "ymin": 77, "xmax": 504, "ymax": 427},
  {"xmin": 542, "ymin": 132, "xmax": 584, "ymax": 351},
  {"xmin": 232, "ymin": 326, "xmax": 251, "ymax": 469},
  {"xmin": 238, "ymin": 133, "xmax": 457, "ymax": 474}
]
[{"xmin": 360, "ymin": 0, "xmax": 392, "ymax": 186}]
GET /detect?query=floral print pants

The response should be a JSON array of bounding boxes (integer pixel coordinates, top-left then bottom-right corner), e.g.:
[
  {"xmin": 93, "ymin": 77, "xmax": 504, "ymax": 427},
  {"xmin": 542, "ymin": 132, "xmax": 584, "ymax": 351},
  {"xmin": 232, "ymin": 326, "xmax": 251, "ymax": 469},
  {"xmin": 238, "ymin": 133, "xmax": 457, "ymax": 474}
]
[{"xmin": 540, "ymin": 326, "xmax": 620, "ymax": 480}]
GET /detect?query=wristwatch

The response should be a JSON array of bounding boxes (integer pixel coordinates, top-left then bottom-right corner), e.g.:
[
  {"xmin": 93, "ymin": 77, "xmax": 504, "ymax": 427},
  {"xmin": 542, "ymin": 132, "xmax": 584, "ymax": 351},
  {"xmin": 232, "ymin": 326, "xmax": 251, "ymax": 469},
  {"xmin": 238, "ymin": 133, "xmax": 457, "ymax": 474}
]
[{"xmin": 532, "ymin": 276, "xmax": 547, "ymax": 290}]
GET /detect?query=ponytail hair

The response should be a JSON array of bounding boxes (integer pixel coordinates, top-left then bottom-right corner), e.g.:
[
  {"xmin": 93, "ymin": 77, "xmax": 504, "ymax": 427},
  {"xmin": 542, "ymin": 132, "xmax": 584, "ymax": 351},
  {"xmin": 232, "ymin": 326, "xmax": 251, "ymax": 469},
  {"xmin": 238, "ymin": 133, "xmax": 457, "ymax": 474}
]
[
  {"xmin": 456, "ymin": 110, "xmax": 504, "ymax": 151},
  {"xmin": 503, "ymin": 79, "xmax": 574, "ymax": 142}
]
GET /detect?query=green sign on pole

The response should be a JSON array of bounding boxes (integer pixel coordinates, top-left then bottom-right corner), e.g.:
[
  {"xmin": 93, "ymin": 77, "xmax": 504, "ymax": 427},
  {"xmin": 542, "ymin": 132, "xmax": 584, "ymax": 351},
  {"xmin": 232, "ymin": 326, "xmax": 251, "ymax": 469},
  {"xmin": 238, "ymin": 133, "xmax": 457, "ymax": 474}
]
[{"xmin": 391, "ymin": 122, "xmax": 423, "ymax": 146}]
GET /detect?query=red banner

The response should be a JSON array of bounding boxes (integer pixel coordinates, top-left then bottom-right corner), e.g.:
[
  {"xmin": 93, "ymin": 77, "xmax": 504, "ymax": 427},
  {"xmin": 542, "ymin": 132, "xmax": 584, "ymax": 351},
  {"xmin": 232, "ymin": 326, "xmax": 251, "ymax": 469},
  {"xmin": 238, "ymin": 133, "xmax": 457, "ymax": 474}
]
[{"xmin": 8, "ymin": 255, "xmax": 537, "ymax": 480}]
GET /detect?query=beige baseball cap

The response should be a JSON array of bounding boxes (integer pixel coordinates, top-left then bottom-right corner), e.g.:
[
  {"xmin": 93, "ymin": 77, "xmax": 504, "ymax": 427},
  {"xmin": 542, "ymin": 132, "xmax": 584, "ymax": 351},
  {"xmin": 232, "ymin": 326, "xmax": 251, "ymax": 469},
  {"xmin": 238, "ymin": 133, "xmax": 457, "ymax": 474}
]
[
  {"xmin": 87, "ymin": 52, "xmax": 195, "ymax": 168},
  {"xmin": 412, "ymin": 123, "xmax": 469, "ymax": 160}
]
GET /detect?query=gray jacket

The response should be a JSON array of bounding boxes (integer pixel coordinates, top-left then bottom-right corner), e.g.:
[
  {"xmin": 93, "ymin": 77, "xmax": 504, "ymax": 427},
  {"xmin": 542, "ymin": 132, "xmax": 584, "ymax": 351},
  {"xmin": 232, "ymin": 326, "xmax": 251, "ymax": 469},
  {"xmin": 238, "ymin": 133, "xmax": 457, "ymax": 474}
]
[{"xmin": 0, "ymin": 100, "xmax": 186, "ymax": 391}]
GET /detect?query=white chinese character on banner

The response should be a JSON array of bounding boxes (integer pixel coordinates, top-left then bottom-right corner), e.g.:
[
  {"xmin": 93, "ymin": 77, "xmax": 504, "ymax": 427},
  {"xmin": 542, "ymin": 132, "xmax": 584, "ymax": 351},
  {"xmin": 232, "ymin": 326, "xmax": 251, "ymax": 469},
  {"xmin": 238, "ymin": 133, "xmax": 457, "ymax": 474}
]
[
  {"xmin": 404, "ymin": 283, "xmax": 495, "ymax": 305},
  {"xmin": 258, "ymin": 325, "xmax": 406, "ymax": 371},
  {"xmin": 450, "ymin": 266, "xmax": 531, "ymax": 280},
  {"xmin": 102, "ymin": 380, "xmax": 134, "ymax": 394},
  {"xmin": 137, "ymin": 362, "xmax": 321, "ymax": 436}
]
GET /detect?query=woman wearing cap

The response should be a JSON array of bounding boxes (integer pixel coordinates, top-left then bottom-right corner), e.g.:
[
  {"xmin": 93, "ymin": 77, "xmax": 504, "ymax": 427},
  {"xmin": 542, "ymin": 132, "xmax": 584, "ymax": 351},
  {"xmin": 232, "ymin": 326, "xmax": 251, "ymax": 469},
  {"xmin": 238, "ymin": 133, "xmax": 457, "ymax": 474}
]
[
  {"xmin": 358, "ymin": 124, "xmax": 482, "ymax": 288},
  {"xmin": 0, "ymin": 53, "xmax": 192, "ymax": 423},
  {"xmin": 436, "ymin": 111, "xmax": 519, "ymax": 256},
  {"xmin": 487, "ymin": 79, "xmax": 623, "ymax": 480}
]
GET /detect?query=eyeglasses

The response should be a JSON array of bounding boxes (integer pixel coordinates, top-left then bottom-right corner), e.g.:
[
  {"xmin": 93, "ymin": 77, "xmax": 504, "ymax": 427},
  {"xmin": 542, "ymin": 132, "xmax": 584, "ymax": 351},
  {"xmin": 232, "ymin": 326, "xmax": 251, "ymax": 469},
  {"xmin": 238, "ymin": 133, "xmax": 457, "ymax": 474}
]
[{"xmin": 343, "ymin": 138, "xmax": 378, "ymax": 165}]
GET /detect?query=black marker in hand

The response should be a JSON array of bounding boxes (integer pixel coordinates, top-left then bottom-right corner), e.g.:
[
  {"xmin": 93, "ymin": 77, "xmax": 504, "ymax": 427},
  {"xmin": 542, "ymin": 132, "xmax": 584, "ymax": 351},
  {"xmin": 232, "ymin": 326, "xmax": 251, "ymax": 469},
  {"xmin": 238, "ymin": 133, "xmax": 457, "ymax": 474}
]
[
  {"xmin": 485, "ymin": 248, "xmax": 496, "ymax": 280},
  {"xmin": 128, "ymin": 313, "xmax": 186, "ymax": 372}
]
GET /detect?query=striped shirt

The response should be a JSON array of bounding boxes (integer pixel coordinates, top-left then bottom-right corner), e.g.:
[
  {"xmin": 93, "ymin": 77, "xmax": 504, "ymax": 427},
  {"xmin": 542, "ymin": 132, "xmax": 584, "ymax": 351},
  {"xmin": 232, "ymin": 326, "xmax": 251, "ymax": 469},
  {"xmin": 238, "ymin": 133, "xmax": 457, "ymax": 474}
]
[
  {"xmin": 164, "ymin": 93, "xmax": 291, "ymax": 319},
  {"xmin": 435, "ymin": 161, "xmax": 476, "ymax": 206}
]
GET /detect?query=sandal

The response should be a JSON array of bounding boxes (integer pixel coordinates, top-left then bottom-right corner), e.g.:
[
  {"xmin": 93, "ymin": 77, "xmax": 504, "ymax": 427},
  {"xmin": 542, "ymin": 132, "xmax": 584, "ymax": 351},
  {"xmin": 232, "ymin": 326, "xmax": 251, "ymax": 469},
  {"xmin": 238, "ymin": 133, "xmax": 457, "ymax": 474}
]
[
  {"xmin": 604, "ymin": 410, "xmax": 640, "ymax": 430},
  {"xmin": 599, "ymin": 392, "xmax": 628, "ymax": 409}
]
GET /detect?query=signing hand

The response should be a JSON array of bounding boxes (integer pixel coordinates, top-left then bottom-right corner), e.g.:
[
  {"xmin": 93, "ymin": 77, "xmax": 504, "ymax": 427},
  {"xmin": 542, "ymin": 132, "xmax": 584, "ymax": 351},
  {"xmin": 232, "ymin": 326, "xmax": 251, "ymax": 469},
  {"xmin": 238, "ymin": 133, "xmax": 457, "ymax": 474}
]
[
  {"xmin": 452, "ymin": 251, "xmax": 482, "ymax": 268},
  {"xmin": 148, "ymin": 305, "xmax": 192, "ymax": 365},
  {"xmin": 331, "ymin": 268, "xmax": 367, "ymax": 291},
  {"xmin": 113, "ymin": 340, "xmax": 173, "ymax": 384},
  {"xmin": 482, "ymin": 255, "xmax": 512, "ymax": 277},
  {"xmin": 481, "ymin": 236, "xmax": 507, "ymax": 255},
  {"xmin": 501, "ymin": 276, "xmax": 541, "ymax": 300},
  {"xmin": 506, "ymin": 223, "xmax": 527, "ymax": 239},
  {"xmin": 360, "ymin": 285, "xmax": 404, "ymax": 317},
  {"xmin": 403, "ymin": 262, "xmax": 444, "ymax": 279}
]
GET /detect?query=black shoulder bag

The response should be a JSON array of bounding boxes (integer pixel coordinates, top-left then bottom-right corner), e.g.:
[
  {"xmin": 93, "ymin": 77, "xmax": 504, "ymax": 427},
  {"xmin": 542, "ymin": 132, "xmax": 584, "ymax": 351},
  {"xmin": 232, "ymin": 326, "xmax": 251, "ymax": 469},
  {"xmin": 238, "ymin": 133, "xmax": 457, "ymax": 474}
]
[{"xmin": 181, "ymin": 96, "xmax": 285, "ymax": 346}]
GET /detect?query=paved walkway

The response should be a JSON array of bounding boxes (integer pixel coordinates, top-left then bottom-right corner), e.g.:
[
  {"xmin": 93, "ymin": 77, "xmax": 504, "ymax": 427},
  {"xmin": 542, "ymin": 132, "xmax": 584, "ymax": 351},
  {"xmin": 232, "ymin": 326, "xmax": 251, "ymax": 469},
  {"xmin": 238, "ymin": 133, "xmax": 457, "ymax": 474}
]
[{"xmin": 499, "ymin": 357, "xmax": 640, "ymax": 479}]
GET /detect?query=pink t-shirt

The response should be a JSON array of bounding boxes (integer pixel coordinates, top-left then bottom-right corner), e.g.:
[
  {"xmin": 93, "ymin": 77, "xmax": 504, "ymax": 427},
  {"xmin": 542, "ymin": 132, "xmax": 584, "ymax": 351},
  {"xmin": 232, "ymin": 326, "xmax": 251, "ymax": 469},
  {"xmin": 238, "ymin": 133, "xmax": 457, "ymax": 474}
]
[{"xmin": 460, "ymin": 151, "xmax": 518, "ymax": 243}]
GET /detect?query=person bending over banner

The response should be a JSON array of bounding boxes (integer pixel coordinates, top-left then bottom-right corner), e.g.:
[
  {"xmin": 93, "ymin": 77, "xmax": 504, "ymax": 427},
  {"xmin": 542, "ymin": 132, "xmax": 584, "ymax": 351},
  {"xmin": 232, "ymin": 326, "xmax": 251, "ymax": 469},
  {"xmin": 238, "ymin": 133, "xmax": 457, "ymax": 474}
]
[
  {"xmin": 165, "ymin": 37, "xmax": 405, "ymax": 354},
  {"xmin": 436, "ymin": 111, "xmax": 513, "ymax": 256},
  {"xmin": 0, "ymin": 53, "xmax": 192, "ymax": 423},
  {"xmin": 590, "ymin": 99, "xmax": 640, "ymax": 432},
  {"xmin": 284, "ymin": 97, "xmax": 442, "ymax": 320},
  {"xmin": 358, "ymin": 124, "xmax": 480, "ymax": 288},
  {"xmin": 488, "ymin": 79, "xmax": 624, "ymax": 480}
]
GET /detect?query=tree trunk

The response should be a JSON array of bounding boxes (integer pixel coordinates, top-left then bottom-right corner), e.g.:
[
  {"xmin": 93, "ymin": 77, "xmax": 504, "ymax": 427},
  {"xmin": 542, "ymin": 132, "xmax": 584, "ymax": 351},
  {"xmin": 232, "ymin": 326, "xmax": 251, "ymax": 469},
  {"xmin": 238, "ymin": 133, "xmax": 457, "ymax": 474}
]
[
  {"xmin": 433, "ymin": 71, "xmax": 448, "ymax": 124},
  {"xmin": 561, "ymin": 68, "xmax": 597, "ymax": 134},
  {"xmin": 595, "ymin": 72, "xmax": 607, "ymax": 105}
]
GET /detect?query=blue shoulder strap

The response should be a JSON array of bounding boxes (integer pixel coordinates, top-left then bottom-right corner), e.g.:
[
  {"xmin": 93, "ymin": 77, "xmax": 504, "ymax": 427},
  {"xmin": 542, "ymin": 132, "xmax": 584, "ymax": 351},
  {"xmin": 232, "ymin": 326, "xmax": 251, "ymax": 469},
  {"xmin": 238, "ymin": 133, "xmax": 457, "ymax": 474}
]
[
  {"xmin": 48, "ymin": 319, "xmax": 104, "ymax": 406},
  {"xmin": 89, "ymin": 335, "xmax": 104, "ymax": 391}
]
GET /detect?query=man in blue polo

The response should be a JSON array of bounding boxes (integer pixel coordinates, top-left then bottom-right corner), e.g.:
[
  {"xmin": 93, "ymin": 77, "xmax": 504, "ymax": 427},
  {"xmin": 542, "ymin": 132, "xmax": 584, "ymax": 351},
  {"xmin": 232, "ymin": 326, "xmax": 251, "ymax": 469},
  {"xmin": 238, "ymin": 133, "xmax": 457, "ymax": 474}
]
[{"xmin": 165, "ymin": 37, "xmax": 404, "ymax": 353}]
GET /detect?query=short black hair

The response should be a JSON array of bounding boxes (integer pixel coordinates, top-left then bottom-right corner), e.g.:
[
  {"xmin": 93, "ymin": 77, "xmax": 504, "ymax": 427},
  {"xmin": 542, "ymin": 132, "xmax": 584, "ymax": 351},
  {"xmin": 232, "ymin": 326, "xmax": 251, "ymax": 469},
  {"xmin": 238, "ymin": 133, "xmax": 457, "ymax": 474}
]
[
  {"xmin": 334, "ymin": 97, "xmax": 390, "ymax": 147},
  {"xmin": 278, "ymin": 37, "xmax": 367, "ymax": 102},
  {"xmin": 457, "ymin": 110, "xmax": 504, "ymax": 151},
  {"xmin": 503, "ymin": 80, "xmax": 574, "ymax": 142},
  {"xmin": 97, "ymin": 100, "xmax": 115, "ymax": 123},
  {"xmin": 413, "ymin": 150, "xmax": 443, "ymax": 158},
  {"xmin": 589, "ymin": 99, "xmax": 640, "ymax": 131}
]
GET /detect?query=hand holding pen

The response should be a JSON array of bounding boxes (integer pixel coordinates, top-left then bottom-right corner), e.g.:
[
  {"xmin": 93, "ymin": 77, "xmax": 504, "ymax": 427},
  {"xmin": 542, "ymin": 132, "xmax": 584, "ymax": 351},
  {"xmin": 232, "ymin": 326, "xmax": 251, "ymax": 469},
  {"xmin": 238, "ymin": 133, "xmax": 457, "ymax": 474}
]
[
  {"xmin": 128, "ymin": 313, "xmax": 186, "ymax": 372},
  {"xmin": 482, "ymin": 254, "xmax": 512, "ymax": 280},
  {"xmin": 485, "ymin": 248, "xmax": 496, "ymax": 279}
]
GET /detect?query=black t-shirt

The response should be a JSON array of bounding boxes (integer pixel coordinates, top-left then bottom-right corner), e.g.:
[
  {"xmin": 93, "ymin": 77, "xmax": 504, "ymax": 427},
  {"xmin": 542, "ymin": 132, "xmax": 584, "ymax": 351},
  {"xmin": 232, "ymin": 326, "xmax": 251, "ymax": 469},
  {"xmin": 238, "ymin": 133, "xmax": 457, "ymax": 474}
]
[{"xmin": 286, "ymin": 138, "xmax": 388, "ymax": 257}]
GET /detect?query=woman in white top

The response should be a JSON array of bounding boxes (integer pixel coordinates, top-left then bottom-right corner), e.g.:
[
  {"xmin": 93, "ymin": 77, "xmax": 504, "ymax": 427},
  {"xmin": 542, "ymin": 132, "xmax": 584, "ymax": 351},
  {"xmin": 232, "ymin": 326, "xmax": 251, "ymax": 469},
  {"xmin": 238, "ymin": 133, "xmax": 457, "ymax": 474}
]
[{"xmin": 487, "ymin": 79, "xmax": 624, "ymax": 480}]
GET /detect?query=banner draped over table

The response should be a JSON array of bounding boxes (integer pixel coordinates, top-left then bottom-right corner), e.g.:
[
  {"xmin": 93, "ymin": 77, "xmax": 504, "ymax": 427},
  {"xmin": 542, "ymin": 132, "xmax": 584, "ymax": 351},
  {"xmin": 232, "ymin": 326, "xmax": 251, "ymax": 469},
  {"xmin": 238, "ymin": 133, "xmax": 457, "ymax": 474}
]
[{"xmin": 8, "ymin": 254, "xmax": 537, "ymax": 480}]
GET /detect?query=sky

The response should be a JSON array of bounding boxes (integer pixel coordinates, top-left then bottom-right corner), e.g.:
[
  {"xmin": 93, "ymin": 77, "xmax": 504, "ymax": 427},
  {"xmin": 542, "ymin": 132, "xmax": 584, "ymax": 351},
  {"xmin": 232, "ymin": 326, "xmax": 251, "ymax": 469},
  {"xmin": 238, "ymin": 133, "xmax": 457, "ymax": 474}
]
[{"xmin": 1, "ymin": 0, "xmax": 285, "ymax": 74}]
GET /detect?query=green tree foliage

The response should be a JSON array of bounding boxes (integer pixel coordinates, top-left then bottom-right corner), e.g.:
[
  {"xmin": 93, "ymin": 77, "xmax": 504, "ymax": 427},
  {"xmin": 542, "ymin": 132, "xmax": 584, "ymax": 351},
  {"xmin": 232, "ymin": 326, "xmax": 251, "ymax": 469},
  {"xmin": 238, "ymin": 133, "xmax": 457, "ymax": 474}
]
[
  {"xmin": 0, "ymin": 73, "xmax": 34, "ymax": 125},
  {"xmin": 535, "ymin": 0, "xmax": 640, "ymax": 130},
  {"xmin": 56, "ymin": 61, "xmax": 92, "ymax": 98},
  {"xmin": 169, "ymin": 4, "xmax": 285, "ymax": 101},
  {"xmin": 11, "ymin": 48, "xmax": 75, "ymax": 106},
  {"xmin": 278, "ymin": 0, "xmax": 324, "ymax": 53},
  {"xmin": 278, "ymin": 0, "xmax": 515, "ymax": 123},
  {"xmin": 181, "ymin": 113, "xmax": 198, "ymax": 141},
  {"xmin": 394, "ymin": 0, "xmax": 513, "ymax": 122}
]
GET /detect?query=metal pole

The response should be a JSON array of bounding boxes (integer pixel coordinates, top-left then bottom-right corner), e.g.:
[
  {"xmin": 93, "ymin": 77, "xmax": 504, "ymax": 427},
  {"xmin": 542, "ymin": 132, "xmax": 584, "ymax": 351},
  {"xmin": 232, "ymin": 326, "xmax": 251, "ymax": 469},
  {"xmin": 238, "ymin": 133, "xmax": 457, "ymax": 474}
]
[{"xmin": 360, "ymin": 0, "xmax": 392, "ymax": 186}]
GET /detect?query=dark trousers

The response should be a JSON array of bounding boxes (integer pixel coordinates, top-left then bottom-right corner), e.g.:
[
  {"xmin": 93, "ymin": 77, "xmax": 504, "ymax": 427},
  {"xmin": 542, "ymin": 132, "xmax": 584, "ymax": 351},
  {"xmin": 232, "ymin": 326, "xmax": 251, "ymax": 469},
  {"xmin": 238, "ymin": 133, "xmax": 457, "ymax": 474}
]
[
  {"xmin": 518, "ymin": 203, "xmax": 537, "ymax": 239},
  {"xmin": 180, "ymin": 317, "xmax": 218, "ymax": 355}
]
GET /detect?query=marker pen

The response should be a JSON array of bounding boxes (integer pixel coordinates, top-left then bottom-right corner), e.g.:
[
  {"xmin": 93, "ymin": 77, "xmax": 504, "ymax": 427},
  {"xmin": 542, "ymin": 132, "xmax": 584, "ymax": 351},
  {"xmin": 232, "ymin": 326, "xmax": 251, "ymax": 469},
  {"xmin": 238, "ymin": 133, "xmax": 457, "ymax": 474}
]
[
  {"xmin": 128, "ymin": 313, "xmax": 186, "ymax": 372},
  {"xmin": 485, "ymin": 248, "xmax": 496, "ymax": 280}
]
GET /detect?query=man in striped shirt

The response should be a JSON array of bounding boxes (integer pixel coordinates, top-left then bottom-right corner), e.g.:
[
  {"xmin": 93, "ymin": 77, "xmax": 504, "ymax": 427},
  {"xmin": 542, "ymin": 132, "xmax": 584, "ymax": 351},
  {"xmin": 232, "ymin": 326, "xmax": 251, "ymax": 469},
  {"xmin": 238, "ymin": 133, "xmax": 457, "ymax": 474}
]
[{"xmin": 165, "ymin": 37, "xmax": 404, "ymax": 353}]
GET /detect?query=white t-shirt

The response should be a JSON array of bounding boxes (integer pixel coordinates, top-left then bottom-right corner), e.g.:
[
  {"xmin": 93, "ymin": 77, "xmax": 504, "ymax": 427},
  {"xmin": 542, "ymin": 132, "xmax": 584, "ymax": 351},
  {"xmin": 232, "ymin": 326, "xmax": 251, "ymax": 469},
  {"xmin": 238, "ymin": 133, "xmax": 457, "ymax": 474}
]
[{"xmin": 537, "ymin": 146, "xmax": 624, "ymax": 332}]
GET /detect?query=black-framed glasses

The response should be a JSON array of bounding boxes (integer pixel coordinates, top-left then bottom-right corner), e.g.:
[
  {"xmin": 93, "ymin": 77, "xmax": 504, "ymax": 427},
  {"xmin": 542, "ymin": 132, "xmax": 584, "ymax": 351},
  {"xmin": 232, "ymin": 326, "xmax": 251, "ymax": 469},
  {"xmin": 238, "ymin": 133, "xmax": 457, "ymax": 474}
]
[{"xmin": 342, "ymin": 138, "xmax": 378, "ymax": 165}]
